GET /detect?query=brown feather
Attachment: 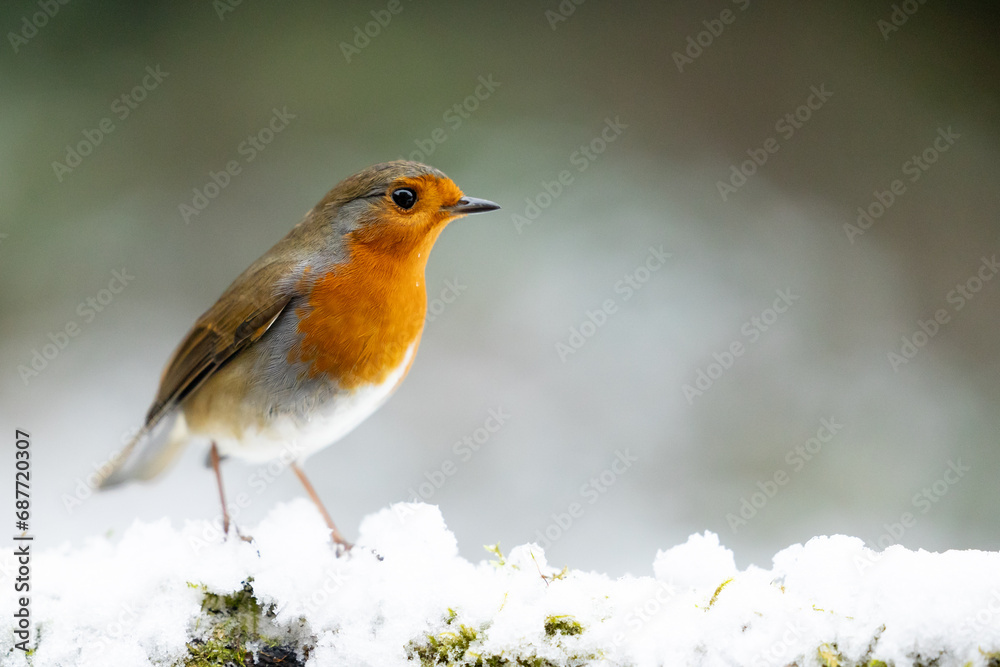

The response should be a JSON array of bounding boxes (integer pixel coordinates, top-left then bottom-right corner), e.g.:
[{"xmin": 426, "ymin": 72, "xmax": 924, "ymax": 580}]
[{"xmin": 145, "ymin": 264, "xmax": 294, "ymax": 431}]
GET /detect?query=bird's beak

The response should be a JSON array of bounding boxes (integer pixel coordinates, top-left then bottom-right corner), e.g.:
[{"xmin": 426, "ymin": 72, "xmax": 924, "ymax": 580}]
[{"xmin": 446, "ymin": 196, "xmax": 501, "ymax": 215}]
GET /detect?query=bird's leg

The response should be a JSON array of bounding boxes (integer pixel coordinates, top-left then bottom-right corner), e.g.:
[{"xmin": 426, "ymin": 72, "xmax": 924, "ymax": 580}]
[
  {"xmin": 291, "ymin": 461, "xmax": 352, "ymax": 551},
  {"xmin": 209, "ymin": 442, "xmax": 231, "ymax": 536}
]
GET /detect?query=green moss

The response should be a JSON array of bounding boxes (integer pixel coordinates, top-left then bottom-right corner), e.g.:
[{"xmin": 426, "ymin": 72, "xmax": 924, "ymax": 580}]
[
  {"xmin": 817, "ymin": 643, "xmax": 844, "ymax": 667},
  {"xmin": 484, "ymin": 543, "xmax": 507, "ymax": 568},
  {"xmin": 866, "ymin": 660, "xmax": 888, "ymax": 667},
  {"xmin": 982, "ymin": 651, "xmax": 1000, "ymax": 667},
  {"xmin": 184, "ymin": 578, "xmax": 300, "ymax": 667},
  {"xmin": 187, "ymin": 634, "xmax": 248, "ymax": 667},
  {"xmin": 199, "ymin": 580, "xmax": 264, "ymax": 637},
  {"xmin": 407, "ymin": 611, "xmax": 592, "ymax": 666},
  {"xmin": 706, "ymin": 578, "xmax": 733, "ymax": 609},
  {"xmin": 407, "ymin": 620, "xmax": 480, "ymax": 665},
  {"xmin": 543, "ymin": 615, "xmax": 583, "ymax": 638},
  {"xmin": 543, "ymin": 566, "xmax": 569, "ymax": 584},
  {"xmin": 19, "ymin": 623, "xmax": 42, "ymax": 664}
]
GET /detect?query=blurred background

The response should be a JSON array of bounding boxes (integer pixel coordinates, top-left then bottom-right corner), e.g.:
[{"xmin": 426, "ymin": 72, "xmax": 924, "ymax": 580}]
[{"xmin": 1, "ymin": 0, "xmax": 997, "ymax": 575}]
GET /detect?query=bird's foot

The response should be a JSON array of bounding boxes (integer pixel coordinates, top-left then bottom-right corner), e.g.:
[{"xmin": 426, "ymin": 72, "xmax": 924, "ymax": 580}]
[
  {"xmin": 223, "ymin": 522, "xmax": 254, "ymax": 544},
  {"xmin": 331, "ymin": 533, "xmax": 354, "ymax": 557},
  {"xmin": 330, "ymin": 538, "xmax": 384, "ymax": 561}
]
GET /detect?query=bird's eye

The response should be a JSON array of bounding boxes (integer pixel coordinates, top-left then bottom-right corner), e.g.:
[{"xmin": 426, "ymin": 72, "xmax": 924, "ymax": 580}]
[{"xmin": 391, "ymin": 188, "xmax": 417, "ymax": 210}]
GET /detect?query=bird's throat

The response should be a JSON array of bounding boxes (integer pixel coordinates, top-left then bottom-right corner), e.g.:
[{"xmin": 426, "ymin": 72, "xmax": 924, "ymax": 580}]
[{"xmin": 290, "ymin": 228, "xmax": 444, "ymax": 391}]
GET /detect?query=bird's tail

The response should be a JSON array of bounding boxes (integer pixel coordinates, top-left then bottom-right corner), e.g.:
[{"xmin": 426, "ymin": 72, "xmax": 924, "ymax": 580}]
[{"xmin": 98, "ymin": 410, "xmax": 191, "ymax": 489}]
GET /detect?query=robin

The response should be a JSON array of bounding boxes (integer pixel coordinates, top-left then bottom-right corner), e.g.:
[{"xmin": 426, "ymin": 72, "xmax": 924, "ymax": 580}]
[{"xmin": 99, "ymin": 160, "xmax": 501, "ymax": 547}]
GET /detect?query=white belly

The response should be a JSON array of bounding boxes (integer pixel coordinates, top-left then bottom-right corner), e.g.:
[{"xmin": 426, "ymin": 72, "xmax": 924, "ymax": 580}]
[{"xmin": 214, "ymin": 343, "xmax": 414, "ymax": 463}]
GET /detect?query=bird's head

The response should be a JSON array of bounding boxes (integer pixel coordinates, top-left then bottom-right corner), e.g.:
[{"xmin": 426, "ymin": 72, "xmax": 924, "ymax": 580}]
[{"xmin": 319, "ymin": 161, "xmax": 500, "ymax": 252}]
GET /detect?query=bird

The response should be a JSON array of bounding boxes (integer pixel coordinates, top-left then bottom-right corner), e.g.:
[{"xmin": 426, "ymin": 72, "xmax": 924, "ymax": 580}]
[{"xmin": 99, "ymin": 160, "xmax": 501, "ymax": 547}]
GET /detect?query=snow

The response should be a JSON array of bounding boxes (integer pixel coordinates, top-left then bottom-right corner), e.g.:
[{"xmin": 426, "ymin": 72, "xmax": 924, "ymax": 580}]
[{"xmin": 2, "ymin": 500, "xmax": 999, "ymax": 666}]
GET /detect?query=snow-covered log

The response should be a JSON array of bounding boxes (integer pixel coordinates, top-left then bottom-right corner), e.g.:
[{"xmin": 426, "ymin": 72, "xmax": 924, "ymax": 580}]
[{"xmin": 2, "ymin": 500, "xmax": 999, "ymax": 667}]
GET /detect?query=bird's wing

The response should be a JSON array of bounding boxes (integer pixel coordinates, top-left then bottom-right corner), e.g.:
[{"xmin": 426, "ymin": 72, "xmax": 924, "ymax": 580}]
[
  {"xmin": 145, "ymin": 258, "xmax": 298, "ymax": 430},
  {"xmin": 97, "ymin": 254, "xmax": 306, "ymax": 489}
]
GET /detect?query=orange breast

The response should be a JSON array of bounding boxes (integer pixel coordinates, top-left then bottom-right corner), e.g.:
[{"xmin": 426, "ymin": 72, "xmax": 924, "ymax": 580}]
[{"xmin": 290, "ymin": 231, "xmax": 441, "ymax": 391}]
